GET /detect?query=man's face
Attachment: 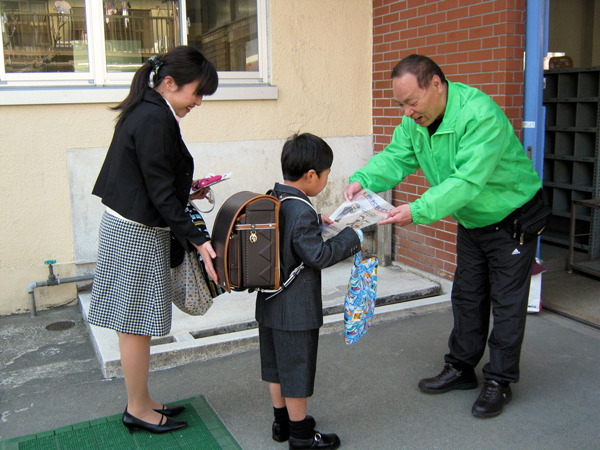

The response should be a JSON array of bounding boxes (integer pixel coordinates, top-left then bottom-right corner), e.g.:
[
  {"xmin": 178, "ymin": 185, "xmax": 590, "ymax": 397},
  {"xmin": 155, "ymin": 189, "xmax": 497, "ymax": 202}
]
[{"xmin": 392, "ymin": 73, "xmax": 446, "ymax": 127}]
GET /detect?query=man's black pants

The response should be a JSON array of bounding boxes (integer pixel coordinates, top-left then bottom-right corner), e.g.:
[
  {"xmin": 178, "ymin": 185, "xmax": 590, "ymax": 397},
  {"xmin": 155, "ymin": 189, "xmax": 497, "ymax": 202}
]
[{"xmin": 445, "ymin": 222, "xmax": 538, "ymax": 384}]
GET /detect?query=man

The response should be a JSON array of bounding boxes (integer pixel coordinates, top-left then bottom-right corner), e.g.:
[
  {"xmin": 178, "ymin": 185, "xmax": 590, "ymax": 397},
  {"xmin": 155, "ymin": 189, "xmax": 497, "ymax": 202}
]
[{"xmin": 344, "ymin": 55, "xmax": 550, "ymax": 418}]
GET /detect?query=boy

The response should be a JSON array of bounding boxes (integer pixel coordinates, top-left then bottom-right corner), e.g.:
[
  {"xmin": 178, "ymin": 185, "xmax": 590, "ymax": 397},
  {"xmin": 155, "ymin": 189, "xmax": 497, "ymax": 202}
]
[{"xmin": 256, "ymin": 133, "xmax": 361, "ymax": 450}]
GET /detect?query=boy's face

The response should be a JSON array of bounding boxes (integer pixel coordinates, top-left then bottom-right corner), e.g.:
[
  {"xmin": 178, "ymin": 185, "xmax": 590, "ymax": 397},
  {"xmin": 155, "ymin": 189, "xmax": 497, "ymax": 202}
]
[{"xmin": 305, "ymin": 168, "xmax": 330, "ymax": 197}]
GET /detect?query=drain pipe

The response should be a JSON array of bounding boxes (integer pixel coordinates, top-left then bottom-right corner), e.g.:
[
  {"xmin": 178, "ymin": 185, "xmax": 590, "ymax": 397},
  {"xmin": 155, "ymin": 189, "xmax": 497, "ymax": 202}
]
[{"xmin": 27, "ymin": 260, "xmax": 94, "ymax": 317}]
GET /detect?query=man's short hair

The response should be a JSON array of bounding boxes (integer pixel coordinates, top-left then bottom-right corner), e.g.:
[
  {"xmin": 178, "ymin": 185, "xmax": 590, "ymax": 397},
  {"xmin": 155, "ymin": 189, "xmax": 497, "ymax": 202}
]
[
  {"xmin": 281, "ymin": 133, "xmax": 333, "ymax": 181},
  {"xmin": 391, "ymin": 54, "xmax": 446, "ymax": 89}
]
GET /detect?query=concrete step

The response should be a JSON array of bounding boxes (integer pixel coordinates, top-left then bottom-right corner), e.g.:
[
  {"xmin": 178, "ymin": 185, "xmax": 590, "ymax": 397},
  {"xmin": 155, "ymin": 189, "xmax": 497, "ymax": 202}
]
[{"xmin": 79, "ymin": 260, "xmax": 452, "ymax": 378}]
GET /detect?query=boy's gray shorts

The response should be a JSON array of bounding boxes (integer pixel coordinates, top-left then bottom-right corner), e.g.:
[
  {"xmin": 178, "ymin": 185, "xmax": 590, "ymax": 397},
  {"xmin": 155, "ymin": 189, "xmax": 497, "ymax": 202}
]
[{"xmin": 259, "ymin": 325, "xmax": 319, "ymax": 398}]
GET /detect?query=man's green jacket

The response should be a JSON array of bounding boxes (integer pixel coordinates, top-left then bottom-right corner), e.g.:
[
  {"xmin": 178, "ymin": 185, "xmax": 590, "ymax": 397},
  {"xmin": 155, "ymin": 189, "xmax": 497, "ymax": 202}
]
[{"xmin": 349, "ymin": 80, "xmax": 542, "ymax": 229}]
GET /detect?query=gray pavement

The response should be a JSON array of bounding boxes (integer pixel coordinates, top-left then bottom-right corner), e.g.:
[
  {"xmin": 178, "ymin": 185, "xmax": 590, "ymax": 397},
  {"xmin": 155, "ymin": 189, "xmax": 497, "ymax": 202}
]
[{"xmin": 1, "ymin": 265, "xmax": 600, "ymax": 449}]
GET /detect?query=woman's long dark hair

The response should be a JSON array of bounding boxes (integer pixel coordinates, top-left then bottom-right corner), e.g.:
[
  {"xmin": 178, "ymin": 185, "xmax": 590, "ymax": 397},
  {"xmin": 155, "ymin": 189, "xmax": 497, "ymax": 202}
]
[{"xmin": 112, "ymin": 46, "xmax": 218, "ymax": 125}]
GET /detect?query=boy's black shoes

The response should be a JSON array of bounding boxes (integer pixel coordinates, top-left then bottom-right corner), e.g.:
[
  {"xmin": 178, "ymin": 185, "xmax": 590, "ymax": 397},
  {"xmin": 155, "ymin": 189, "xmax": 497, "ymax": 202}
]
[
  {"xmin": 273, "ymin": 415, "xmax": 316, "ymax": 442},
  {"xmin": 472, "ymin": 380, "xmax": 512, "ymax": 418},
  {"xmin": 289, "ymin": 431, "xmax": 341, "ymax": 449},
  {"xmin": 418, "ymin": 363, "xmax": 478, "ymax": 393}
]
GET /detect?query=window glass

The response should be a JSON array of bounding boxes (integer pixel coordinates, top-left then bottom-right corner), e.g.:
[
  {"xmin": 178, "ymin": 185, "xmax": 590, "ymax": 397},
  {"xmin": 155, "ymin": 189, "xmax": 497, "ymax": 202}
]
[
  {"xmin": 104, "ymin": 0, "xmax": 181, "ymax": 73},
  {"xmin": 186, "ymin": 0, "xmax": 258, "ymax": 72},
  {"xmin": 1, "ymin": 0, "xmax": 88, "ymax": 73}
]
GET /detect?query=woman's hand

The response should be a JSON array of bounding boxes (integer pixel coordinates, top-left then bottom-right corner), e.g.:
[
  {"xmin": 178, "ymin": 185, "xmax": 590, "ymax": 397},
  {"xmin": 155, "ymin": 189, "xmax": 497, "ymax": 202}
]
[
  {"xmin": 190, "ymin": 186, "xmax": 210, "ymax": 200},
  {"xmin": 194, "ymin": 241, "xmax": 218, "ymax": 283}
]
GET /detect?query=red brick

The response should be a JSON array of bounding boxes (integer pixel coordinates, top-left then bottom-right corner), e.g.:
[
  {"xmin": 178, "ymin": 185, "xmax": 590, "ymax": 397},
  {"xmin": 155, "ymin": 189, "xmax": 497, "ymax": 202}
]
[
  {"xmin": 437, "ymin": 42, "xmax": 458, "ymax": 54},
  {"xmin": 481, "ymin": 37, "xmax": 500, "ymax": 50},
  {"xmin": 470, "ymin": 72, "xmax": 494, "ymax": 84},
  {"xmin": 427, "ymin": 33, "xmax": 447, "ymax": 45},
  {"xmin": 408, "ymin": 16, "xmax": 427, "ymax": 28},
  {"xmin": 459, "ymin": 16, "xmax": 483, "ymax": 29},
  {"xmin": 427, "ymin": 11, "xmax": 447, "ymax": 24},
  {"xmin": 400, "ymin": 6, "xmax": 417, "ymax": 20},
  {"xmin": 468, "ymin": 50, "xmax": 492, "ymax": 62},
  {"xmin": 482, "ymin": 12, "xmax": 501, "ymax": 26},
  {"xmin": 458, "ymin": 40, "xmax": 482, "ymax": 52},
  {"xmin": 375, "ymin": 24, "xmax": 392, "ymax": 35},
  {"xmin": 469, "ymin": 26, "xmax": 495, "ymax": 39},
  {"xmin": 438, "ymin": 19, "xmax": 459, "ymax": 33},
  {"xmin": 445, "ymin": 52, "xmax": 468, "ymax": 65},
  {"xmin": 436, "ymin": 229, "xmax": 456, "ymax": 242},
  {"xmin": 418, "ymin": 24, "xmax": 438, "ymax": 36},
  {"xmin": 374, "ymin": 5, "xmax": 391, "ymax": 17},
  {"xmin": 436, "ymin": 248, "xmax": 456, "ymax": 264},
  {"xmin": 390, "ymin": 1, "xmax": 408, "ymax": 13},
  {"xmin": 401, "ymin": 28, "xmax": 419, "ymax": 39},
  {"xmin": 391, "ymin": 40, "xmax": 409, "ymax": 51},
  {"xmin": 374, "ymin": 43, "xmax": 391, "ymax": 54},
  {"xmin": 418, "ymin": 3, "xmax": 438, "ymax": 16},
  {"xmin": 447, "ymin": 6, "xmax": 469, "ymax": 21},
  {"xmin": 447, "ymin": 30, "xmax": 469, "ymax": 42},
  {"xmin": 469, "ymin": 1, "xmax": 495, "ymax": 16},
  {"xmin": 391, "ymin": 20, "xmax": 408, "ymax": 32},
  {"xmin": 437, "ymin": 0, "xmax": 459, "ymax": 11},
  {"xmin": 381, "ymin": 12, "xmax": 400, "ymax": 25},
  {"xmin": 407, "ymin": 0, "xmax": 427, "ymax": 8}
]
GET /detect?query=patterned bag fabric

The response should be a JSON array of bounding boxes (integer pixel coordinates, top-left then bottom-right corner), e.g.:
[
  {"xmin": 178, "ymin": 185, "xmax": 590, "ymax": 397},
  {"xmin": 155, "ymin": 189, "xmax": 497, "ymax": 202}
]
[
  {"xmin": 344, "ymin": 248, "xmax": 378, "ymax": 344},
  {"xmin": 171, "ymin": 202, "xmax": 223, "ymax": 316}
]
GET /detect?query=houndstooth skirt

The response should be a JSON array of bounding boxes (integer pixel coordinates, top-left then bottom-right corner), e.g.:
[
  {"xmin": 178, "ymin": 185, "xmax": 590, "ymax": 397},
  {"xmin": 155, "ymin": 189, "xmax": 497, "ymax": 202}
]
[{"xmin": 88, "ymin": 212, "xmax": 172, "ymax": 337}]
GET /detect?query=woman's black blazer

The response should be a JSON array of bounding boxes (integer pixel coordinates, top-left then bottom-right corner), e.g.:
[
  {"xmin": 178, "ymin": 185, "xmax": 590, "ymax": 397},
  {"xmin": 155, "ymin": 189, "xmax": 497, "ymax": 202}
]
[{"xmin": 93, "ymin": 88, "xmax": 205, "ymax": 252}]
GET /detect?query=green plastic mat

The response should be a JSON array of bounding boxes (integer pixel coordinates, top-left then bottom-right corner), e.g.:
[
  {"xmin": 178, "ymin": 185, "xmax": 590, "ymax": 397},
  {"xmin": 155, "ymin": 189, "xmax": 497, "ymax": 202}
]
[{"xmin": 0, "ymin": 396, "xmax": 241, "ymax": 450}]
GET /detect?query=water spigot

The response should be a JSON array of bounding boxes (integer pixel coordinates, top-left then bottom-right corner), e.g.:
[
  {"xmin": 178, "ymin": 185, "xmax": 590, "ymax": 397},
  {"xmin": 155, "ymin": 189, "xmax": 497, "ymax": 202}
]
[{"xmin": 44, "ymin": 259, "xmax": 58, "ymax": 286}]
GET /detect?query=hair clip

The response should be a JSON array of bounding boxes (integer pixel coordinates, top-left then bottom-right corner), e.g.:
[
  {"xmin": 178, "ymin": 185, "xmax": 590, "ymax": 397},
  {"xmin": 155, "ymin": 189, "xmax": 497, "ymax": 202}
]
[{"xmin": 147, "ymin": 54, "xmax": 163, "ymax": 88}]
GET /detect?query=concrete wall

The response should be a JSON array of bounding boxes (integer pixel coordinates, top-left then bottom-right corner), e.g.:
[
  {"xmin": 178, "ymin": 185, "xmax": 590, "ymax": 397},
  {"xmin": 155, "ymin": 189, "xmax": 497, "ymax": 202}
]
[{"xmin": 0, "ymin": 0, "xmax": 374, "ymax": 315}]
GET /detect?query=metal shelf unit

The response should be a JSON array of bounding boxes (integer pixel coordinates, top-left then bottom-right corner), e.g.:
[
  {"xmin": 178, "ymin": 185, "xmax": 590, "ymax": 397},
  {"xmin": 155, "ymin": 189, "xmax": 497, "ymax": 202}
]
[{"xmin": 542, "ymin": 66, "xmax": 600, "ymax": 258}]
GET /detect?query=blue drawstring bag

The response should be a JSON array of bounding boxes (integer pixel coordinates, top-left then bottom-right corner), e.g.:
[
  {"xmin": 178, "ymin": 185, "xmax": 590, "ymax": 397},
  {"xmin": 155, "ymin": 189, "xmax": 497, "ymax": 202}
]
[{"xmin": 344, "ymin": 230, "xmax": 378, "ymax": 344}]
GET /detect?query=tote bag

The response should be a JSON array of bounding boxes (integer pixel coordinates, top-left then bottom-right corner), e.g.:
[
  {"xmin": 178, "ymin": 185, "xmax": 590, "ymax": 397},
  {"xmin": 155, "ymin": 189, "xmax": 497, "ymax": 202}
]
[
  {"xmin": 171, "ymin": 202, "xmax": 223, "ymax": 316},
  {"xmin": 344, "ymin": 251, "xmax": 378, "ymax": 344}
]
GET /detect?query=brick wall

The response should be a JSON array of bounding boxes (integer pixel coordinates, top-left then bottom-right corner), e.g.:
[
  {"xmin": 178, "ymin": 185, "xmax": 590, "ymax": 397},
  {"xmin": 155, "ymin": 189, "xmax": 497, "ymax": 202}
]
[{"xmin": 373, "ymin": 0, "xmax": 526, "ymax": 280}]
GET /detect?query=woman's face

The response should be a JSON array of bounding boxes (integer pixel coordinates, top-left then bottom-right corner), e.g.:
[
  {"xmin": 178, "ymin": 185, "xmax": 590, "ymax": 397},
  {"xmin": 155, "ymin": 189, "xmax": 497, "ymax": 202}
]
[{"xmin": 159, "ymin": 78, "xmax": 203, "ymax": 118}]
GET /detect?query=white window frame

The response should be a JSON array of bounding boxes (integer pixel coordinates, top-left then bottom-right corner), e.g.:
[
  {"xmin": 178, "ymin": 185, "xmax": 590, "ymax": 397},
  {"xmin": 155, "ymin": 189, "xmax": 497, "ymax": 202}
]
[{"xmin": 0, "ymin": 0, "xmax": 276, "ymax": 105}]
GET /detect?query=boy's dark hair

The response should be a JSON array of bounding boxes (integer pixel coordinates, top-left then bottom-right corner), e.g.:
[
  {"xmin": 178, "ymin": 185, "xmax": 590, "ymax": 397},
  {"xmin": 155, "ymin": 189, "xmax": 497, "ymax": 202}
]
[
  {"xmin": 391, "ymin": 54, "xmax": 446, "ymax": 89},
  {"xmin": 281, "ymin": 133, "xmax": 334, "ymax": 181}
]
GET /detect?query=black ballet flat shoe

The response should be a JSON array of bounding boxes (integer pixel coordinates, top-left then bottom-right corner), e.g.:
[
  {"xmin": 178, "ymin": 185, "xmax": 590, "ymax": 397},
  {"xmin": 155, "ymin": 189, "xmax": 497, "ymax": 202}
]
[
  {"xmin": 154, "ymin": 404, "xmax": 186, "ymax": 417},
  {"xmin": 273, "ymin": 415, "xmax": 316, "ymax": 442},
  {"xmin": 122, "ymin": 410, "xmax": 187, "ymax": 434}
]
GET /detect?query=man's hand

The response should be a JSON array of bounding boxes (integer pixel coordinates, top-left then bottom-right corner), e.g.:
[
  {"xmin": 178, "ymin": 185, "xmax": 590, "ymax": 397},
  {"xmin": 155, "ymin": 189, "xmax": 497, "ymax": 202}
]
[
  {"xmin": 194, "ymin": 241, "xmax": 218, "ymax": 283},
  {"xmin": 378, "ymin": 203, "xmax": 413, "ymax": 226},
  {"xmin": 343, "ymin": 181, "xmax": 363, "ymax": 203}
]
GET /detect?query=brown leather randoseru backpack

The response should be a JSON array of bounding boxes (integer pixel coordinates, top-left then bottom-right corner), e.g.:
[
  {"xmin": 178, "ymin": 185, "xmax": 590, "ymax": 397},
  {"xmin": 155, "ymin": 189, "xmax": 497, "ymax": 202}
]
[{"xmin": 211, "ymin": 191, "xmax": 308, "ymax": 298}]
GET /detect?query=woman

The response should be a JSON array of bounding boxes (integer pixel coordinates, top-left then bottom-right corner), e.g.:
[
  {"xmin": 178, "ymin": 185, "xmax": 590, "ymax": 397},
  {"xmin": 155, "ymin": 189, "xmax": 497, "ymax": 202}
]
[{"xmin": 88, "ymin": 46, "xmax": 218, "ymax": 434}]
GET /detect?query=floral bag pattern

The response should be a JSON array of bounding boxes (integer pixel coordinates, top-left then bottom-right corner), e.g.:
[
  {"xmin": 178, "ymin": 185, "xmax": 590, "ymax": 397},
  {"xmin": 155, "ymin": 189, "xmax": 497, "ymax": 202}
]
[{"xmin": 344, "ymin": 250, "xmax": 378, "ymax": 344}]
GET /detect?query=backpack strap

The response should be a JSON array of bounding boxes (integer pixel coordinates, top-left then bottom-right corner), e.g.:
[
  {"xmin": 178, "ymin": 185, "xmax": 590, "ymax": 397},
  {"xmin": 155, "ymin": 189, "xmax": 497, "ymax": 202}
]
[{"xmin": 259, "ymin": 194, "xmax": 317, "ymax": 300}]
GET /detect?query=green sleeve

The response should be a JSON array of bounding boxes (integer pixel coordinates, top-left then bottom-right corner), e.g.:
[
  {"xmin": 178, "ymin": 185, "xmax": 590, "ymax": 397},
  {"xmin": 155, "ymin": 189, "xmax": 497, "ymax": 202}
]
[
  {"xmin": 410, "ymin": 112, "xmax": 509, "ymax": 225},
  {"xmin": 349, "ymin": 122, "xmax": 420, "ymax": 193}
]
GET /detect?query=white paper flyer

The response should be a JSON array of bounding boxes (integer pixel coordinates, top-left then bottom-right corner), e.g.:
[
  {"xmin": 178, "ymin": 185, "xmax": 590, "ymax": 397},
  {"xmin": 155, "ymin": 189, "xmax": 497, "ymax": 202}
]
[{"xmin": 321, "ymin": 189, "xmax": 394, "ymax": 240}]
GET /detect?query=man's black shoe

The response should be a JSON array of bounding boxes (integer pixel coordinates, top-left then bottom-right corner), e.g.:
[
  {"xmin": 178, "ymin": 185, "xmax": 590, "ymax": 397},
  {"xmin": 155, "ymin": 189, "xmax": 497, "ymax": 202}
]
[
  {"xmin": 472, "ymin": 380, "xmax": 512, "ymax": 418},
  {"xmin": 418, "ymin": 363, "xmax": 478, "ymax": 393},
  {"xmin": 289, "ymin": 431, "xmax": 340, "ymax": 449}
]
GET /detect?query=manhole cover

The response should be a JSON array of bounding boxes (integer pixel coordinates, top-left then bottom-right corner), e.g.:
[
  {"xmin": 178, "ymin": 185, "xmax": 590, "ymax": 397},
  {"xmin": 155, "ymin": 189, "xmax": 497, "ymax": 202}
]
[{"xmin": 46, "ymin": 321, "xmax": 75, "ymax": 331}]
